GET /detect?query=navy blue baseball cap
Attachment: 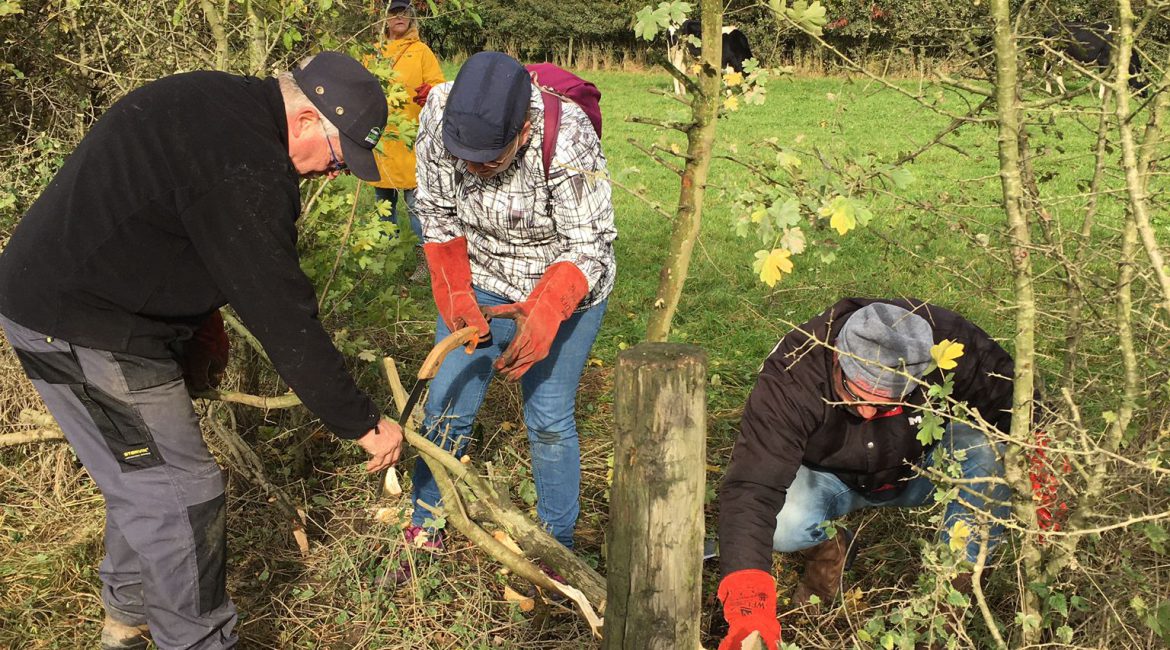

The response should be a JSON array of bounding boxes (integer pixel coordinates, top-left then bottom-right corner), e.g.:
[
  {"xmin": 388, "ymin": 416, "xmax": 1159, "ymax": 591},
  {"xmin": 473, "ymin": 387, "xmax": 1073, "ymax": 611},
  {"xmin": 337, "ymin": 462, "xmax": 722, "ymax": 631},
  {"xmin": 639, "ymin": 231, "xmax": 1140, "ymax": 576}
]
[
  {"xmin": 443, "ymin": 52, "xmax": 532, "ymax": 163},
  {"xmin": 292, "ymin": 51, "xmax": 388, "ymax": 182}
]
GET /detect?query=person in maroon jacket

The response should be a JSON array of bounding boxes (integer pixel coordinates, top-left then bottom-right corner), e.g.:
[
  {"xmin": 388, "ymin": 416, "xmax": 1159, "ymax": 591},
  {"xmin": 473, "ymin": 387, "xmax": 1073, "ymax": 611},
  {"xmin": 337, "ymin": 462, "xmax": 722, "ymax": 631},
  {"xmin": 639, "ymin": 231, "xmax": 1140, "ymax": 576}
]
[{"xmin": 716, "ymin": 299, "xmax": 1018, "ymax": 650}]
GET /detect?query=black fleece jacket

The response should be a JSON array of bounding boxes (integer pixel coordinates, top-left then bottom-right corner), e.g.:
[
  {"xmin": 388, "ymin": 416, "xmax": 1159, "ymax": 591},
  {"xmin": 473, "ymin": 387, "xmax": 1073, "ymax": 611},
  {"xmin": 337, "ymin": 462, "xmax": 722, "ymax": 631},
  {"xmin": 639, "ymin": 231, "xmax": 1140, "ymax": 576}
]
[
  {"xmin": 0, "ymin": 71, "xmax": 379, "ymax": 439},
  {"xmin": 718, "ymin": 298, "xmax": 1018, "ymax": 576}
]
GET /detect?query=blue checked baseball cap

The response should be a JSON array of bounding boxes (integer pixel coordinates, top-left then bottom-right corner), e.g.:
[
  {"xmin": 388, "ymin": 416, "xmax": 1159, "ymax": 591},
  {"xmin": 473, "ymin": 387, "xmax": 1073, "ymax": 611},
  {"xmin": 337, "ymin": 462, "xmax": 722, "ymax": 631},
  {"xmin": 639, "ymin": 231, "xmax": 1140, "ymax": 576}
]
[
  {"xmin": 838, "ymin": 303, "xmax": 934, "ymax": 398},
  {"xmin": 442, "ymin": 52, "xmax": 532, "ymax": 163},
  {"xmin": 293, "ymin": 51, "xmax": 388, "ymax": 182}
]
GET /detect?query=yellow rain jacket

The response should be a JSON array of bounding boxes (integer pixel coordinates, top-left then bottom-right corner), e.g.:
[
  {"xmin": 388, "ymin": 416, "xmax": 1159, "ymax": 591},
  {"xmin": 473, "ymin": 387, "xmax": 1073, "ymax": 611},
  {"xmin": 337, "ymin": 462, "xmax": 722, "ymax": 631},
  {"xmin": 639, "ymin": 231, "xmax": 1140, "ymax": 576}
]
[{"xmin": 370, "ymin": 29, "xmax": 444, "ymax": 190}]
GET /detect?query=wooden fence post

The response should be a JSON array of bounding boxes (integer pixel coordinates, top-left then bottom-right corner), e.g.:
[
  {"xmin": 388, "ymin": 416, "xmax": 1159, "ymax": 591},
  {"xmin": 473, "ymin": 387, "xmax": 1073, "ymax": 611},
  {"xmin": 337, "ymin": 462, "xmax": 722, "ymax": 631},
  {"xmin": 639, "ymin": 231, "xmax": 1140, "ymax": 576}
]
[{"xmin": 604, "ymin": 343, "xmax": 707, "ymax": 649}]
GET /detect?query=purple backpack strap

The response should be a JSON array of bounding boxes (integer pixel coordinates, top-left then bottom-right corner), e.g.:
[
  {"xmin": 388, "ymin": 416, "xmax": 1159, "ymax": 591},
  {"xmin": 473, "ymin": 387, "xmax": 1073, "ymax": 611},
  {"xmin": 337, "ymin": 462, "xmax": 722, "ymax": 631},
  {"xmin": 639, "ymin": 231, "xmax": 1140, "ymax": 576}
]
[{"xmin": 536, "ymin": 86, "xmax": 562, "ymax": 180}]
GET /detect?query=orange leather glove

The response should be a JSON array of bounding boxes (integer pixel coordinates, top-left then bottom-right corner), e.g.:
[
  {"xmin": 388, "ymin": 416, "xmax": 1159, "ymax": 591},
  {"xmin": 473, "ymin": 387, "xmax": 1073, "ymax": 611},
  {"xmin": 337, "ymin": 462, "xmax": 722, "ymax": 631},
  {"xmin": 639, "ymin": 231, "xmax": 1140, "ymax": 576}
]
[
  {"xmin": 181, "ymin": 310, "xmax": 229, "ymax": 391},
  {"xmin": 414, "ymin": 82, "xmax": 433, "ymax": 107},
  {"xmin": 423, "ymin": 237, "xmax": 489, "ymax": 348},
  {"xmin": 481, "ymin": 261, "xmax": 588, "ymax": 381},
  {"xmin": 718, "ymin": 570, "xmax": 782, "ymax": 650}
]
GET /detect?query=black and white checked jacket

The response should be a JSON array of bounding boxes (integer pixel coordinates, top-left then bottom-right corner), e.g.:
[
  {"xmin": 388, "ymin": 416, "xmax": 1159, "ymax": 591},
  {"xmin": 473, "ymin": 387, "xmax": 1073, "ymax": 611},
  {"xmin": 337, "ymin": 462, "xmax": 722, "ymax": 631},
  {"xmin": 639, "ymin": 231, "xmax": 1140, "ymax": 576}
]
[{"xmin": 414, "ymin": 82, "xmax": 617, "ymax": 310}]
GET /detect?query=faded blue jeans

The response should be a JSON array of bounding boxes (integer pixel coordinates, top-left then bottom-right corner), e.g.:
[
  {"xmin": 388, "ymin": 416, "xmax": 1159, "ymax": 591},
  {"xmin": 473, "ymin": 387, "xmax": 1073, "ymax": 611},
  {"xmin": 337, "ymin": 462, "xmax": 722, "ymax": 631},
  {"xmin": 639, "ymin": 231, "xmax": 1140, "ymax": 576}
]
[
  {"xmin": 374, "ymin": 187, "xmax": 420, "ymax": 241},
  {"xmin": 772, "ymin": 423, "xmax": 1010, "ymax": 565},
  {"xmin": 410, "ymin": 287, "xmax": 607, "ymax": 548}
]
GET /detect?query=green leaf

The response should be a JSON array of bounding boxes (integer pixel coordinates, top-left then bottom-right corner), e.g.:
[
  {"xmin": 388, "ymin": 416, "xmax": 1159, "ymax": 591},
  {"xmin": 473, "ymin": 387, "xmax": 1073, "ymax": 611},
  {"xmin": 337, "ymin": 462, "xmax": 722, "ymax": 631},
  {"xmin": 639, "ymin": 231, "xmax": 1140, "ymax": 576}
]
[
  {"xmin": 665, "ymin": 1, "xmax": 691, "ymax": 25},
  {"xmin": 734, "ymin": 215, "xmax": 753, "ymax": 238},
  {"xmin": 888, "ymin": 167, "xmax": 915, "ymax": 189},
  {"xmin": 1048, "ymin": 592, "xmax": 1069, "ymax": 618},
  {"xmin": 947, "ymin": 588, "xmax": 970, "ymax": 607},
  {"xmin": 769, "ymin": 198, "xmax": 802, "ymax": 229},
  {"xmin": 1015, "ymin": 612, "xmax": 1042, "ymax": 632},
  {"xmin": 518, "ymin": 478, "xmax": 537, "ymax": 506},
  {"xmin": 633, "ymin": 7, "xmax": 658, "ymax": 41},
  {"xmin": 1057, "ymin": 625, "xmax": 1074, "ymax": 643},
  {"xmin": 782, "ymin": 0, "xmax": 829, "ymax": 35},
  {"xmin": 916, "ymin": 411, "xmax": 945, "ymax": 445},
  {"xmin": 1143, "ymin": 523, "xmax": 1168, "ymax": 553}
]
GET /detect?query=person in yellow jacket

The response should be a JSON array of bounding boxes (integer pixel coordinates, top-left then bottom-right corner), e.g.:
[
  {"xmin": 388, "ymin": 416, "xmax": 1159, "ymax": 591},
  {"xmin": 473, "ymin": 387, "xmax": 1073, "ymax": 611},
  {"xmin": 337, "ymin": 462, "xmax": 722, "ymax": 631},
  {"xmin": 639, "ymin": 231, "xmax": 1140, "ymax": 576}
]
[{"xmin": 370, "ymin": 0, "xmax": 444, "ymax": 279}]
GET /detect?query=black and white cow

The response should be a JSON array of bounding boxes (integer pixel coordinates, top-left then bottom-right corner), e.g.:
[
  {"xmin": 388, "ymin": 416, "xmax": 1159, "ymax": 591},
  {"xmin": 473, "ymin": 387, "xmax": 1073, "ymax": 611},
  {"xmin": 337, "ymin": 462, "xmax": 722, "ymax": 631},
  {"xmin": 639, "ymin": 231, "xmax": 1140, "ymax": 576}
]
[
  {"xmin": 667, "ymin": 19, "xmax": 754, "ymax": 95},
  {"xmin": 1043, "ymin": 21, "xmax": 1146, "ymax": 97}
]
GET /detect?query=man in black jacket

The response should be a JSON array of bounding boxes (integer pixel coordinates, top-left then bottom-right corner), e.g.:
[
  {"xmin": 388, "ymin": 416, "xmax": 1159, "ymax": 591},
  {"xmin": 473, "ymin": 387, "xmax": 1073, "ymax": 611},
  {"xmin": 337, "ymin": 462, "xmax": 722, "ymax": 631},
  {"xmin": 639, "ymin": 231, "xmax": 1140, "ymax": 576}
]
[
  {"xmin": 0, "ymin": 52, "xmax": 401, "ymax": 649},
  {"xmin": 716, "ymin": 299, "xmax": 1016, "ymax": 650}
]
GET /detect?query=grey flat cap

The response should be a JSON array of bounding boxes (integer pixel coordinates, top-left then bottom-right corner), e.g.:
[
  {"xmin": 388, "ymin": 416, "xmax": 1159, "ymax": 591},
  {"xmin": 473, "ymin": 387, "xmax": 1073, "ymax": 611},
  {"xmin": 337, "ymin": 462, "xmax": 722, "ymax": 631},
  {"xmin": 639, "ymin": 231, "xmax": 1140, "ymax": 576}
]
[{"xmin": 837, "ymin": 302, "xmax": 934, "ymax": 398}]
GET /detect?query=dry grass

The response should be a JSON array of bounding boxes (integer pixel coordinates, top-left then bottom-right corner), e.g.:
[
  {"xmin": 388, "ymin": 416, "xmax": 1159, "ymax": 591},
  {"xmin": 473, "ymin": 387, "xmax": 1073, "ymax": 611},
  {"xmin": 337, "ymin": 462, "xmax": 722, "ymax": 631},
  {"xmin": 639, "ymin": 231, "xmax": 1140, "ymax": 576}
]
[{"xmin": 0, "ymin": 329, "xmax": 611, "ymax": 648}]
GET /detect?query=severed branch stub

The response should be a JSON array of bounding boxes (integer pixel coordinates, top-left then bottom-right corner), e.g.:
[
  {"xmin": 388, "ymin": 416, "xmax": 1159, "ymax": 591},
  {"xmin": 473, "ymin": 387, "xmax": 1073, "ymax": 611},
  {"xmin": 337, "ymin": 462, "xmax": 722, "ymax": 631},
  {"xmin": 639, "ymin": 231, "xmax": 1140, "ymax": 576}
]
[{"xmin": 379, "ymin": 355, "xmax": 607, "ymax": 629}]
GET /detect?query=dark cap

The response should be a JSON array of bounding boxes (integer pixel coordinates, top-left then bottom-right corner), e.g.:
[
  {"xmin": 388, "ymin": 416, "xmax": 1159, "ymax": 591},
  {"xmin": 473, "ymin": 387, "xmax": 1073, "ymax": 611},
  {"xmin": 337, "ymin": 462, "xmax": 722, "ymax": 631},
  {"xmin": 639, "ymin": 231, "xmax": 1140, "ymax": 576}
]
[
  {"xmin": 837, "ymin": 302, "xmax": 934, "ymax": 399},
  {"xmin": 388, "ymin": 0, "xmax": 413, "ymax": 10},
  {"xmin": 442, "ymin": 52, "xmax": 532, "ymax": 163},
  {"xmin": 292, "ymin": 51, "xmax": 388, "ymax": 182}
]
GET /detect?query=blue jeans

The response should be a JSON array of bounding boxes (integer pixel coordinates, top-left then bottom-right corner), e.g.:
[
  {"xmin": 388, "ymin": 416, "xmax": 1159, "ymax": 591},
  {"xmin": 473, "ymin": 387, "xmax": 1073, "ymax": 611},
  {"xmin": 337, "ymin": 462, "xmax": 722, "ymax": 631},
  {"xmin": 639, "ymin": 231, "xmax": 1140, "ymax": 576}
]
[
  {"xmin": 374, "ymin": 187, "xmax": 421, "ymax": 241},
  {"xmin": 771, "ymin": 423, "xmax": 1009, "ymax": 565},
  {"xmin": 410, "ymin": 287, "xmax": 607, "ymax": 548}
]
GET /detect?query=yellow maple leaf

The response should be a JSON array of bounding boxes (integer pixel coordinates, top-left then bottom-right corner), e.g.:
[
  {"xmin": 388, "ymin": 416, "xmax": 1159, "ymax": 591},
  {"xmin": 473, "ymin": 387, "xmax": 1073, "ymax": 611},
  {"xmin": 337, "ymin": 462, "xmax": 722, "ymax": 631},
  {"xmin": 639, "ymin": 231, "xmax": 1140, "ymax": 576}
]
[
  {"xmin": 750, "ymin": 209, "xmax": 766, "ymax": 223},
  {"xmin": 723, "ymin": 71, "xmax": 744, "ymax": 87},
  {"xmin": 776, "ymin": 151, "xmax": 802, "ymax": 169},
  {"xmin": 819, "ymin": 197, "xmax": 856, "ymax": 236},
  {"xmin": 931, "ymin": 339, "xmax": 965, "ymax": 370},
  {"xmin": 723, "ymin": 95, "xmax": 741, "ymax": 112},
  {"xmin": 948, "ymin": 519, "xmax": 972, "ymax": 554},
  {"xmin": 759, "ymin": 248, "xmax": 794, "ymax": 287},
  {"xmin": 844, "ymin": 587, "xmax": 864, "ymax": 607}
]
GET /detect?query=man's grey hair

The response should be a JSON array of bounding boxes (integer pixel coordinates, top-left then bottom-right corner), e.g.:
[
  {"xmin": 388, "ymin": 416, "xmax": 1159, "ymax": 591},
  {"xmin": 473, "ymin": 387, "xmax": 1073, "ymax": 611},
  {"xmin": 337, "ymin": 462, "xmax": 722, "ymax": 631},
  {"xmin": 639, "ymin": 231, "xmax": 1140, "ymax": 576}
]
[{"xmin": 277, "ymin": 55, "xmax": 339, "ymax": 138}]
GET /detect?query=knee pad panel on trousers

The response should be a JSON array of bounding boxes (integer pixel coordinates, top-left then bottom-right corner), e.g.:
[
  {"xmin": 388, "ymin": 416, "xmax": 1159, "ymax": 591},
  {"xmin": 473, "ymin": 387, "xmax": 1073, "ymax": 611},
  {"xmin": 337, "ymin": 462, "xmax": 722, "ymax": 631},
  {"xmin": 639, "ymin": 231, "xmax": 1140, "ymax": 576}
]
[{"xmin": 187, "ymin": 492, "xmax": 227, "ymax": 614}]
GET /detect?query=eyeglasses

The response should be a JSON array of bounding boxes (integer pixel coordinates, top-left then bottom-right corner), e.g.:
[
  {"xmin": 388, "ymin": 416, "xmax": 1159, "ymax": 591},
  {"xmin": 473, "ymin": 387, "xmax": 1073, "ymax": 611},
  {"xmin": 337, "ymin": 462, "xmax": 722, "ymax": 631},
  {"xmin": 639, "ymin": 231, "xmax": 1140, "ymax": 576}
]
[
  {"xmin": 319, "ymin": 120, "xmax": 347, "ymax": 173},
  {"xmin": 838, "ymin": 366, "xmax": 901, "ymax": 415},
  {"xmin": 471, "ymin": 135, "xmax": 522, "ymax": 170}
]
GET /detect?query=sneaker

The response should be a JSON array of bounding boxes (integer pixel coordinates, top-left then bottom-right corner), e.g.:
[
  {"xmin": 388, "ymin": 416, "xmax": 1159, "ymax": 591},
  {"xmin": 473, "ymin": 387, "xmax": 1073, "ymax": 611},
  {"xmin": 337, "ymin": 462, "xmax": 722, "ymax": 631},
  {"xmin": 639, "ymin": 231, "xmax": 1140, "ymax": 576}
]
[
  {"xmin": 403, "ymin": 524, "xmax": 444, "ymax": 551},
  {"xmin": 525, "ymin": 561, "xmax": 569, "ymax": 603},
  {"xmin": 100, "ymin": 616, "xmax": 150, "ymax": 650},
  {"xmin": 374, "ymin": 525, "xmax": 444, "ymax": 589}
]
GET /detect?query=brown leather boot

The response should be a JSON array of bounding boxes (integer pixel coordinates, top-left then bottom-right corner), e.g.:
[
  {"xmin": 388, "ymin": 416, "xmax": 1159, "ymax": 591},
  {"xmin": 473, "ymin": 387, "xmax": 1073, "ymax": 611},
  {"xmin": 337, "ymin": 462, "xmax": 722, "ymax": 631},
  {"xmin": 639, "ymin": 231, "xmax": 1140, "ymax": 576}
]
[
  {"xmin": 792, "ymin": 529, "xmax": 856, "ymax": 605},
  {"xmin": 100, "ymin": 616, "xmax": 150, "ymax": 650}
]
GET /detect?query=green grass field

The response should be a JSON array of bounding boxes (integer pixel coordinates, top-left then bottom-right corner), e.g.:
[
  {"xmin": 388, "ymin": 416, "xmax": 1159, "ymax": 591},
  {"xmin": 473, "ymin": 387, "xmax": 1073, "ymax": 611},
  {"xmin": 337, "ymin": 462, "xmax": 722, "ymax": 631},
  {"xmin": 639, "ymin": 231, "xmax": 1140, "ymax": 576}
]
[{"xmin": 0, "ymin": 64, "xmax": 1150, "ymax": 649}]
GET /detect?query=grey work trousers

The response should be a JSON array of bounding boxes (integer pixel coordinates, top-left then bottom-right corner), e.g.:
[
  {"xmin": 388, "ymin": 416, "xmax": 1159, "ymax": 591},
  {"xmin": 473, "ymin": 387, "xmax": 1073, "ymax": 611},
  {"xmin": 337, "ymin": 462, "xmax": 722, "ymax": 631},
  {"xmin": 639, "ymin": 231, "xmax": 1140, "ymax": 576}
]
[{"xmin": 1, "ymin": 314, "xmax": 238, "ymax": 649}]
